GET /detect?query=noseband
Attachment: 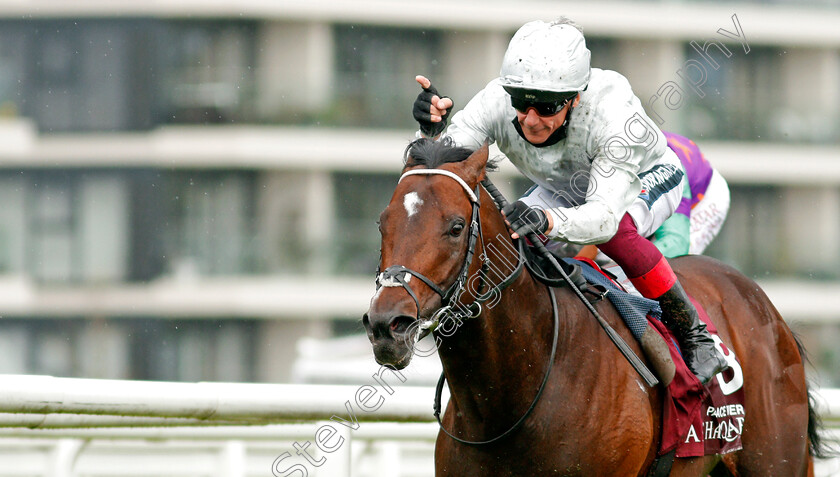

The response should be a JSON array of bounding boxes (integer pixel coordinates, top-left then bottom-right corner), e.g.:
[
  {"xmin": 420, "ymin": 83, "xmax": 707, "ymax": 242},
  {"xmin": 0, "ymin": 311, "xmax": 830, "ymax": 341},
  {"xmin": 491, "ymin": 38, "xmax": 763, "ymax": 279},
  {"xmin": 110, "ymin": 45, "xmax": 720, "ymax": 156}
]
[{"xmin": 376, "ymin": 169, "xmax": 524, "ymax": 333}]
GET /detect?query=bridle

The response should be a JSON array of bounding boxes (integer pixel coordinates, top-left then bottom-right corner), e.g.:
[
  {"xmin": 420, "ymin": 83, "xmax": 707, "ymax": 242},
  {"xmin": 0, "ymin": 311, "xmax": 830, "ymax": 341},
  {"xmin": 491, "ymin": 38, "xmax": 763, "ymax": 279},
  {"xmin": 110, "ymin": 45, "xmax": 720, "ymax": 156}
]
[
  {"xmin": 375, "ymin": 169, "xmax": 525, "ymax": 333},
  {"xmin": 375, "ymin": 168, "xmax": 558, "ymax": 446}
]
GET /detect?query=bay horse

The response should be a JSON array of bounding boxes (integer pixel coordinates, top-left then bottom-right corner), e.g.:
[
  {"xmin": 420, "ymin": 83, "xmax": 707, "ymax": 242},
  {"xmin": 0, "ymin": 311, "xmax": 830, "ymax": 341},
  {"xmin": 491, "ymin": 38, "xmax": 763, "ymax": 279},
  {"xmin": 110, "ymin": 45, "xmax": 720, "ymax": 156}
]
[{"xmin": 363, "ymin": 139, "xmax": 826, "ymax": 476}]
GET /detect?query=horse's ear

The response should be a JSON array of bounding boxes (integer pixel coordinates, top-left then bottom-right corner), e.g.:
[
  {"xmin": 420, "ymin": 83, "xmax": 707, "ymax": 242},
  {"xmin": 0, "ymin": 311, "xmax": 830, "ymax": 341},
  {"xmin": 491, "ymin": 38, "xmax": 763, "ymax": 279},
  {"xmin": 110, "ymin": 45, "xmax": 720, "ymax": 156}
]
[{"xmin": 463, "ymin": 141, "xmax": 490, "ymax": 184}]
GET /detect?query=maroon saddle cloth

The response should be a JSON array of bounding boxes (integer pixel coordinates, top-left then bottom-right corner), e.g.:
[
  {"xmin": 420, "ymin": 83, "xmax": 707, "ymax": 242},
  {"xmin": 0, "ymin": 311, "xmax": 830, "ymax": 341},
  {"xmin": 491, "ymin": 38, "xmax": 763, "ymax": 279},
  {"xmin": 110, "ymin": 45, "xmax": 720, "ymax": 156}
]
[{"xmin": 578, "ymin": 258, "xmax": 745, "ymax": 457}]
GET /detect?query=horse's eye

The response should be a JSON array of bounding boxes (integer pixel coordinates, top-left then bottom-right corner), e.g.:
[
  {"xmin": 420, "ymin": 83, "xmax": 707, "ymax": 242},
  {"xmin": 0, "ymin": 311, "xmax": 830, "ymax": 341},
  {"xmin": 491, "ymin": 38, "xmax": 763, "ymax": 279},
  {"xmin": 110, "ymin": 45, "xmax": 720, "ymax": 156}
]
[{"xmin": 449, "ymin": 221, "xmax": 465, "ymax": 237}]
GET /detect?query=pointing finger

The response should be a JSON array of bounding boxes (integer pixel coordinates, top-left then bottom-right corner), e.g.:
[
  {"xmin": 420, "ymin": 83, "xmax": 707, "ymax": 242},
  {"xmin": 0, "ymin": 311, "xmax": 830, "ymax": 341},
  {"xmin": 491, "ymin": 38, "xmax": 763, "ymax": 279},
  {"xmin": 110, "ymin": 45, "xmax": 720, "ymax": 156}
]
[
  {"xmin": 415, "ymin": 76, "xmax": 439, "ymax": 96},
  {"xmin": 415, "ymin": 75, "xmax": 431, "ymax": 90}
]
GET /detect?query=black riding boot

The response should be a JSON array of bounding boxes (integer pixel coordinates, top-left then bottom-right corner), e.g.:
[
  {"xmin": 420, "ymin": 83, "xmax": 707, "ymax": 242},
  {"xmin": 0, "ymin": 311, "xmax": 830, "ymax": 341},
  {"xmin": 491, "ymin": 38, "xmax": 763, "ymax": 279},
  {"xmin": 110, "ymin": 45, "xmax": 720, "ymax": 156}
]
[{"xmin": 657, "ymin": 281, "xmax": 728, "ymax": 384}]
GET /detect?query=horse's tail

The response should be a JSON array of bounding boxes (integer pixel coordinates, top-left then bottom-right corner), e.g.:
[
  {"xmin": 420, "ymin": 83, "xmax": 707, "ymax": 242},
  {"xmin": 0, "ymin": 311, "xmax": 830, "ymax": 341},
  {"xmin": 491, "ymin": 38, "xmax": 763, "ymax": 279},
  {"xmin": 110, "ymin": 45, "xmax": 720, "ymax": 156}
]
[{"xmin": 794, "ymin": 333, "xmax": 835, "ymax": 459}]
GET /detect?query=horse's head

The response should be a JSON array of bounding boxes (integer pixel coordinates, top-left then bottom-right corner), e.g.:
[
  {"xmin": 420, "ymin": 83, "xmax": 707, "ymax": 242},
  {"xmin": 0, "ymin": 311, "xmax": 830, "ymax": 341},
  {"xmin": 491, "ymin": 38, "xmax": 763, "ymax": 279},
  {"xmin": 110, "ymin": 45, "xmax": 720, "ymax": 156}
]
[{"xmin": 363, "ymin": 139, "xmax": 492, "ymax": 369}]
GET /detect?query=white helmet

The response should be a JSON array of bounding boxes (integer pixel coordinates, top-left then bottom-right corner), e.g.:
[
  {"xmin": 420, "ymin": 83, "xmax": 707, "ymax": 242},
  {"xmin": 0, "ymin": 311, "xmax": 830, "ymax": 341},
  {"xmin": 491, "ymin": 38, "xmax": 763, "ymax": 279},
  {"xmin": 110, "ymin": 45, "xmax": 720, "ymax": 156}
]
[{"xmin": 500, "ymin": 20, "xmax": 591, "ymax": 98}]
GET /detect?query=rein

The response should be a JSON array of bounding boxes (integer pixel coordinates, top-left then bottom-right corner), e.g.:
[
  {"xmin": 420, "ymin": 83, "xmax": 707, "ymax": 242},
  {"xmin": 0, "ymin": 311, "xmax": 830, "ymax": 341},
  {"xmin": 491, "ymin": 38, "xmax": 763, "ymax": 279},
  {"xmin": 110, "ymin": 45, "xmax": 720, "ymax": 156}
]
[{"xmin": 433, "ymin": 287, "xmax": 559, "ymax": 446}]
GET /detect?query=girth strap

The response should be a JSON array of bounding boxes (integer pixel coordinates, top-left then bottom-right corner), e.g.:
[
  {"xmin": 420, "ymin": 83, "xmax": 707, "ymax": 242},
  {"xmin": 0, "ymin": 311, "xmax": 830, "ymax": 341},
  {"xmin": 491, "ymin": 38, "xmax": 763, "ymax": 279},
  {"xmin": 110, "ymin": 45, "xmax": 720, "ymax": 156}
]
[{"xmin": 647, "ymin": 449, "xmax": 676, "ymax": 477}]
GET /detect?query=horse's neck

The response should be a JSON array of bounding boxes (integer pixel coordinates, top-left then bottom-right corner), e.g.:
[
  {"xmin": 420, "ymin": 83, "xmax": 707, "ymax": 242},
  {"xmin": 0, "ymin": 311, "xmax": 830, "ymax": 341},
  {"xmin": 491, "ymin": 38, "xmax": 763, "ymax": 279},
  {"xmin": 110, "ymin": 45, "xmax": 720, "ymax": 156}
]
[{"xmin": 435, "ymin": 250, "xmax": 561, "ymax": 429}]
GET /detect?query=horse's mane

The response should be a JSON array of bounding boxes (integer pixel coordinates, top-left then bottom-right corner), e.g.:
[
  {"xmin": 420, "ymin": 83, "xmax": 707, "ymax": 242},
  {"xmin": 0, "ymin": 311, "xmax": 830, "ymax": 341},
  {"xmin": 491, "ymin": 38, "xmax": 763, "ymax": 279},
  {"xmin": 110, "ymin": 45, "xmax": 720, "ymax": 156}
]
[{"xmin": 404, "ymin": 137, "xmax": 499, "ymax": 171}]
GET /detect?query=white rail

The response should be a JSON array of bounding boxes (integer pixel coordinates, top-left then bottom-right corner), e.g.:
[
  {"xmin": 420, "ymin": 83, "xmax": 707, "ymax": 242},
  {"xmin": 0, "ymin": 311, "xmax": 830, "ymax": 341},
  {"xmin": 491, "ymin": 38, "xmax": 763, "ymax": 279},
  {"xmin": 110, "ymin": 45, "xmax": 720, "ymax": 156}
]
[
  {"xmin": 0, "ymin": 375, "xmax": 838, "ymax": 428},
  {"xmin": 0, "ymin": 374, "xmax": 435, "ymax": 427},
  {"xmin": 0, "ymin": 376, "xmax": 837, "ymax": 477},
  {"xmin": 0, "ymin": 421, "xmax": 437, "ymax": 438}
]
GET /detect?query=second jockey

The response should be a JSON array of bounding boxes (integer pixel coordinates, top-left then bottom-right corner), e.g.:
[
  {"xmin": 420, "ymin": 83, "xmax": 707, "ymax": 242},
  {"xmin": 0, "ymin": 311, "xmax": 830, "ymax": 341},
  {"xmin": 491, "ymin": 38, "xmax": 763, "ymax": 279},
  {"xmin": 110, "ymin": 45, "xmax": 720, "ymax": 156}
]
[{"xmin": 657, "ymin": 132, "xmax": 730, "ymax": 257}]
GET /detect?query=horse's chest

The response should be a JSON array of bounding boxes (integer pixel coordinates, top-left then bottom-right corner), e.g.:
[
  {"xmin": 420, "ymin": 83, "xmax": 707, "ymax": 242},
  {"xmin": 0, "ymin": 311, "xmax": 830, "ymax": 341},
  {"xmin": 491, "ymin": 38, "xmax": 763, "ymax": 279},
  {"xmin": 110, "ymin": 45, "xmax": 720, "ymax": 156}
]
[
  {"xmin": 435, "ymin": 402, "xmax": 655, "ymax": 476},
  {"xmin": 436, "ymin": 448, "xmax": 620, "ymax": 477}
]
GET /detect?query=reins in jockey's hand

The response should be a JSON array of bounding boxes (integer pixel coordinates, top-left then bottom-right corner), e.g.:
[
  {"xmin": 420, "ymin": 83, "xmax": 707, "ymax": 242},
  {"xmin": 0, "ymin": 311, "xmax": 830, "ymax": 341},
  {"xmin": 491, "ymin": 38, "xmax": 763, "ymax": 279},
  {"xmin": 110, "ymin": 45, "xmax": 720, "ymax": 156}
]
[
  {"xmin": 481, "ymin": 178, "xmax": 659, "ymax": 388},
  {"xmin": 503, "ymin": 200, "xmax": 549, "ymax": 237}
]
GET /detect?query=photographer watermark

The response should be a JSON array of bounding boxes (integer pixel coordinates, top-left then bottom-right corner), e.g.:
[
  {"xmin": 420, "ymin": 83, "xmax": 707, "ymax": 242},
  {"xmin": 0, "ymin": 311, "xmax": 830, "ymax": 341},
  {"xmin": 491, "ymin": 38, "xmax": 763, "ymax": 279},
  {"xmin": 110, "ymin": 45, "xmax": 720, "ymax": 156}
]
[
  {"xmin": 271, "ymin": 365, "xmax": 408, "ymax": 476},
  {"xmin": 648, "ymin": 14, "xmax": 750, "ymax": 126}
]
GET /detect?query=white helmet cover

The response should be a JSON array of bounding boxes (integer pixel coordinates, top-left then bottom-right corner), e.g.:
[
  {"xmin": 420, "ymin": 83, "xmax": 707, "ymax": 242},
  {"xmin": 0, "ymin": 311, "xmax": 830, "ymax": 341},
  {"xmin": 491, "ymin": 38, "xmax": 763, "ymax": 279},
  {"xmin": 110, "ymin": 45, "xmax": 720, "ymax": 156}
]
[{"xmin": 500, "ymin": 20, "xmax": 591, "ymax": 97}]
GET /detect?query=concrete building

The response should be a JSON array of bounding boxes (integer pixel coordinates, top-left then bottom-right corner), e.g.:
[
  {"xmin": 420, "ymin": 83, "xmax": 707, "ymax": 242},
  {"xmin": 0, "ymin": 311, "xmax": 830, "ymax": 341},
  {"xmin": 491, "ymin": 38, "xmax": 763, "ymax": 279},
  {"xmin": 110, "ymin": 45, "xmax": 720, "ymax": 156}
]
[{"xmin": 0, "ymin": 0, "xmax": 839, "ymax": 385}]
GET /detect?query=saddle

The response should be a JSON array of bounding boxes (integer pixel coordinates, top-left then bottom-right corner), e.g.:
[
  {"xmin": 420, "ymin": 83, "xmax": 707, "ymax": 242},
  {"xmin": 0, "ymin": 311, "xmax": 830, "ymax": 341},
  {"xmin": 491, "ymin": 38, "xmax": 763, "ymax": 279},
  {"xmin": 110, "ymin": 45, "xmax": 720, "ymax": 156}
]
[{"xmin": 519, "ymin": 240, "xmax": 593, "ymax": 293}]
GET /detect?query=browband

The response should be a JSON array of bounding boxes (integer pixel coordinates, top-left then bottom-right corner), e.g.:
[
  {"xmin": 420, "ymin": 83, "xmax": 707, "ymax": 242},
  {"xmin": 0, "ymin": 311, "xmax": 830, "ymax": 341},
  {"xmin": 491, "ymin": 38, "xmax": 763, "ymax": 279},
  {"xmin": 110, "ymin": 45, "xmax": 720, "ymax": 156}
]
[{"xmin": 399, "ymin": 169, "xmax": 479, "ymax": 204}]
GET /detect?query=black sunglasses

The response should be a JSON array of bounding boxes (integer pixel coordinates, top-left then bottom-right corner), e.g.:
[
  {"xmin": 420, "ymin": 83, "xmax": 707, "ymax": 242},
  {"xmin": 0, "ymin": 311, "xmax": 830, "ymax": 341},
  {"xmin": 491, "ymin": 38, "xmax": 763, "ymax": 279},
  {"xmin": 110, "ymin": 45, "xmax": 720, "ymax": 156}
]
[{"xmin": 510, "ymin": 95, "xmax": 575, "ymax": 116}]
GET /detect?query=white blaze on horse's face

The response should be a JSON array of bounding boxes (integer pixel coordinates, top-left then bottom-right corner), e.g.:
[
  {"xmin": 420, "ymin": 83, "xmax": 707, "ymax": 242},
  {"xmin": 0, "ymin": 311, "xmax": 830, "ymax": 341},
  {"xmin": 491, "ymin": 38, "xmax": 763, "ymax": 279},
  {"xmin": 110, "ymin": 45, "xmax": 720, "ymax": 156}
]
[{"xmin": 403, "ymin": 191, "xmax": 424, "ymax": 218}]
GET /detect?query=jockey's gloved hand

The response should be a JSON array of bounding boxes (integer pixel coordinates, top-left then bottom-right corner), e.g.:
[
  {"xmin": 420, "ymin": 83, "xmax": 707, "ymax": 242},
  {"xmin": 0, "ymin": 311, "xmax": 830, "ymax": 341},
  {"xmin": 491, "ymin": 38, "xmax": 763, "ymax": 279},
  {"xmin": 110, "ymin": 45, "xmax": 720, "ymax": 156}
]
[
  {"xmin": 502, "ymin": 201, "xmax": 549, "ymax": 237},
  {"xmin": 413, "ymin": 83, "xmax": 452, "ymax": 138}
]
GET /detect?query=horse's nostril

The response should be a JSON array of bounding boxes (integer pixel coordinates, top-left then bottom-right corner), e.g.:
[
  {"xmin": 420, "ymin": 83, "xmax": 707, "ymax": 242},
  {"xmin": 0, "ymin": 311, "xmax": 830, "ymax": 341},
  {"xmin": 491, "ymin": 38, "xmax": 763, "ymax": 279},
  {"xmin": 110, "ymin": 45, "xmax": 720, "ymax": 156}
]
[{"xmin": 389, "ymin": 315, "xmax": 415, "ymax": 336}]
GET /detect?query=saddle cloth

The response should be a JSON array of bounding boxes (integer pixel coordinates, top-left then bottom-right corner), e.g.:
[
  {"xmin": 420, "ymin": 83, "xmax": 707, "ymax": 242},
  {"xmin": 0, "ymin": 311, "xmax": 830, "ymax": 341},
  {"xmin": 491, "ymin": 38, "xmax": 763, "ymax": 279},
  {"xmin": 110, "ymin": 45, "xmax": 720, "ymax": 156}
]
[{"xmin": 569, "ymin": 258, "xmax": 746, "ymax": 457}]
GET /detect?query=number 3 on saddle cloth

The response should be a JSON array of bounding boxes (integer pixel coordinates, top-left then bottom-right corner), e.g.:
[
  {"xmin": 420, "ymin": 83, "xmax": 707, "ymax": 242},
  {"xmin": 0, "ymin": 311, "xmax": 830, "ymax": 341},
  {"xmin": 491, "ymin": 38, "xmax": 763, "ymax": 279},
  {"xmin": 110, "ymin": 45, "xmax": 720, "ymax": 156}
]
[{"xmin": 569, "ymin": 257, "xmax": 746, "ymax": 458}]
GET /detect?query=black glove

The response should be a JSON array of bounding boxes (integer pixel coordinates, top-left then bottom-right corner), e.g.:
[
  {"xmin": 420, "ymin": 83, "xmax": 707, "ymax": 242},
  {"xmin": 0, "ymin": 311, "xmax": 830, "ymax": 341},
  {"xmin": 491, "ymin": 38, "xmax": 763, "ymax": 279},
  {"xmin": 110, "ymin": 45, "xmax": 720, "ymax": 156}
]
[
  {"xmin": 502, "ymin": 200, "xmax": 549, "ymax": 236},
  {"xmin": 413, "ymin": 83, "xmax": 452, "ymax": 138}
]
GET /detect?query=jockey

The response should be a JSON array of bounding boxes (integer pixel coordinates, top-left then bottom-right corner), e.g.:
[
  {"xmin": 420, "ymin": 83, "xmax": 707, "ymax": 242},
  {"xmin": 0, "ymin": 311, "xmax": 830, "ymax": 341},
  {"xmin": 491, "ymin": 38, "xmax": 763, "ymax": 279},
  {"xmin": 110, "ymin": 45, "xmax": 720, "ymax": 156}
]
[{"xmin": 412, "ymin": 18, "xmax": 727, "ymax": 384}]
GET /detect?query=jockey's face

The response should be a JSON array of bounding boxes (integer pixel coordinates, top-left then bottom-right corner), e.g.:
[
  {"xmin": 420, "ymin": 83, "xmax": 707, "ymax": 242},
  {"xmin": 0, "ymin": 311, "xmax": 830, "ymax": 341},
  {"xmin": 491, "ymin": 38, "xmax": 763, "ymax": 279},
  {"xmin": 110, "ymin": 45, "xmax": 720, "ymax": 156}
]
[{"xmin": 514, "ymin": 94, "xmax": 579, "ymax": 144}]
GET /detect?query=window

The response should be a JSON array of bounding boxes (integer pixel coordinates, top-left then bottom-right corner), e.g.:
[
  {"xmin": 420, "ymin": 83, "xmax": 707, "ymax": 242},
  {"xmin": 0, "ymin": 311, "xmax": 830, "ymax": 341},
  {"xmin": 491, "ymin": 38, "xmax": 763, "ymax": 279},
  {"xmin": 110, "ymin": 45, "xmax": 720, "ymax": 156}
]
[
  {"xmin": 21, "ymin": 20, "xmax": 158, "ymax": 132},
  {"xmin": 587, "ymin": 36, "xmax": 622, "ymax": 73},
  {"xmin": 332, "ymin": 172, "xmax": 398, "ymax": 275},
  {"xmin": 0, "ymin": 319, "xmax": 83, "ymax": 377},
  {"xmin": 129, "ymin": 319, "xmax": 256, "ymax": 382},
  {"xmin": 681, "ymin": 44, "xmax": 782, "ymax": 141},
  {"xmin": 0, "ymin": 19, "xmax": 257, "ymax": 132},
  {"xmin": 0, "ymin": 318, "xmax": 257, "ymax": 382},
  {"xmin": 163, "ymin": 171, "xmax": 258, "ymax": 277},
  {"xmin": 704, "ymin": 185, "xmax": 783, "ymax": 278},
  {"xmin": 1, "ymin": 169, "xmax": 264, "ymax": 284},
  {"xmin": 0, "ymin": 171, "xmax": 129, "ymax": 283},
  {"xmin": 331, "ymin": 26, "xmax": 443, "ymax": 128},
  {"xmin": 792, "ymin": 322, "xmax": 840, "ymax": 387},
  {"xmin": 28, "ymin": 173, "xmax": 78, "ymax": 282},
  {"xmin": 0, "ymin": 22, "xmax": 27, "ymax": 119},
  {"xmin": 156, "ymin": 21, "xmax": 258, "ymax": 125}
]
